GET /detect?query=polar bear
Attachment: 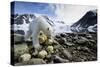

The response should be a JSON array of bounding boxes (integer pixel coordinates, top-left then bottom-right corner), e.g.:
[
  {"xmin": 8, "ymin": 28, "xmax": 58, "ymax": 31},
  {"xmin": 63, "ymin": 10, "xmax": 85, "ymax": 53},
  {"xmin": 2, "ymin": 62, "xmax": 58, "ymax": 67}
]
[{"xmin": 25, "ymin": 16, "xmax": 54, "ymax": 49}]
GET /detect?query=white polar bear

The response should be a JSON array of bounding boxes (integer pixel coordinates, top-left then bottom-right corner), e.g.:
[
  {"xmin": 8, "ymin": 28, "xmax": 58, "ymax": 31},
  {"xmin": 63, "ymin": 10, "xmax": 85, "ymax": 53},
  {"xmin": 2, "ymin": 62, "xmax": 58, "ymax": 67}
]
[{"xmin": 25, "ymin": 16, "xmax": 54, "ymax": 49}]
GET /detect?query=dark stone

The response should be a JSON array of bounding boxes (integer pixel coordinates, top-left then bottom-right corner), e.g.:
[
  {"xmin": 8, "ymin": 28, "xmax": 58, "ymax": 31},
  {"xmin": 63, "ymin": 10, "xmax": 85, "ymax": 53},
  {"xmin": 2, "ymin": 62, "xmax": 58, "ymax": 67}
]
[
  {"xmin": 60, "ymin": 33, "xmax": 66, "ymax": 37},
  {"xmin": 60, "ymin": 49, "xmax": 72, "ymax": 60},
  {"xmin": 51, "ymin": 55, "xmax": 69, "ymax": 63},
  {"xmin": 65, "ymin": 42, "xmax": 74, "ymax": 46},
  {"xmin": 55, "ymin": 35, "xmax": 61, "ymax": 38},
  {"xmin": 86, "ymin": 34, "xmax": 93, "ymax": 39},
  {"xmin": 57, "ymin": 38, "xmax": 66, "ymax": 44},
  {"xmin": 76, "ymin": 37, "xmax": 88, "ymax": 45},
  {"xmin": 14, "ymin": 30, "xmax": 25, "ymax": 35}
]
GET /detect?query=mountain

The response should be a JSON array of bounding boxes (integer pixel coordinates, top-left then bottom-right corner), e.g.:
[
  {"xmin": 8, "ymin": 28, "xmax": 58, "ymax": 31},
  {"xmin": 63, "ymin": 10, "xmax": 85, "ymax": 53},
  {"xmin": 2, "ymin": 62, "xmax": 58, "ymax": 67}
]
[
  {"xmin": 11, "ymin": 14, "xmax": 36, "ymax": 35},
  {"xmin": 71, "ymin": 10, "xmax": 97, "ymax": 33},
  {"xmin": 11, "ymin": 14, "xmax": 36, "ymax": 25},
  {"xmin": 11, "ymin": 13, "xmax": 72, "ymax": 35}
]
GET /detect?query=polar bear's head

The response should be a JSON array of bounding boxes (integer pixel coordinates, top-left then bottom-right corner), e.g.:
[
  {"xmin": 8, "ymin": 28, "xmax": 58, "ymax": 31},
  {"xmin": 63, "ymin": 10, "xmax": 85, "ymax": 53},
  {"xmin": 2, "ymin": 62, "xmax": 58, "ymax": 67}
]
[
  {"xmin": 45, "ymin": 27, "xmax": 54, "ymax": 39},
  {"xmin": 36, "ymin": 16, "xmax": 54, "ymax": 39}
]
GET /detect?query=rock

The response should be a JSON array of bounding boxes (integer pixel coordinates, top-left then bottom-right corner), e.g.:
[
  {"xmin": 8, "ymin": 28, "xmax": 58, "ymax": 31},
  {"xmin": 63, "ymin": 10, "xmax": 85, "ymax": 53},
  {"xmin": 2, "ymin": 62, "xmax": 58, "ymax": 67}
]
[
  {"xmin": 14, "ymin": 63, "xmax": 24, "ymax": 66},
  {"xmin": 47, "ymin": 46, "xmax": 54, "ymax": 53},
  {"xmin": 55, "ymin": 34, "xmax": 61, "ymax": 39},
  {"xmin": 60, "ymin": 33, "xmax": 66, "ymax": 37},
  {"xmin": 65, "ymin": 42, "xmax": 74, "ymax": 46},
  {"xmin": 67, "ymin": 37, "xmax": 72, "ymax": 42},
  {"xmin": 25, "ymin": 40, "xmax": 32, "ymax": 45},
  {"xmin": 86, "ymin": 34, "xmax": 92, "ymax": 39},
  {"xmin": 46, "ymin": 39, "xmax": 54, "ymax": 45},
  {"xmin": 53, "ymin": 39, "xmax": 60, "ymax": 45},
  {"xmin": 31, "ymin": 49, "xmax": 39, "ymax": 56},
  {"xmin": 51, "ymin": 55, "xmax": 69, "ymax": 63},
  {"xmin": 13, "ymin": 34, "xmax": 24, "ymax": 43},
  {"xmin": 38, "ymin": 33, "xmax": 47, "ymax": 44},
  {"xmin": 27, "ymin": 58, "xmax": 46, "ymax": 64},
  {"xmin": 73, "ymin": 35, "xmax": 79, "ymax": 40},
  {"xmin": 38, "ymin": 50, "xmax": 48, "ymax": 59},
  {"xmin": 77, "ymin": 46, "xmax": 91, "ymax": 53},
  {"xmin": 19, "ymin": 53, "xmax": 31, "ymax": 63},
  {"xmin": 77, "ymin": 46, "xmax": 81, "ymax": 50},
  {"xmin": 60, "ymin": 49, "xmax": 72, "ymax": 60},
  {"xmin": 89, "ymin": 40, "xmax": 96, "ymax": 44},
  {"xmin": 14, "ymin": 44, "xmax": 29, "ymax": 60},
  {"xmin": 57, "ymin": 38, "xmax": 66, "ymax": 44},
  {"xmin": 76, "ymin": 37, "xmax": 88, "ymax": 45}
]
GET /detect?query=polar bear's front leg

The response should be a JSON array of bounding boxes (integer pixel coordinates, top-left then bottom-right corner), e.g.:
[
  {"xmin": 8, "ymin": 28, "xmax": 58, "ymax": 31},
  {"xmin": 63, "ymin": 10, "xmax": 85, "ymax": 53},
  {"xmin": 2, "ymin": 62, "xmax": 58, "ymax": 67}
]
[{"xmin": 32, "ymin": 31, "xmax": 40, "ymax": 50}]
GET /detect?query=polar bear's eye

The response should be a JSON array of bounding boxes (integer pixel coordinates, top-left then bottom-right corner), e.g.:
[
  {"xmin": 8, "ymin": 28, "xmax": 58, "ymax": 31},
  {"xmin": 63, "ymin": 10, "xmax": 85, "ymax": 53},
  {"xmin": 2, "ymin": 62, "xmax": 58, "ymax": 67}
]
[{"xmin": 47, "ymin": 28, "xmax": 49, "ymax": 31}]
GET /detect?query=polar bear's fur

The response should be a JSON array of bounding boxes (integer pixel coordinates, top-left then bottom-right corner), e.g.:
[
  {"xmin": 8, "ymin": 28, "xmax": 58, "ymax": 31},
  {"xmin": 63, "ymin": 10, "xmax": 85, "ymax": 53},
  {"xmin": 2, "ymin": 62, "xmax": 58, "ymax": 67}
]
[{"xmin": 25, "ymin": 16, "xmax": 54, "ymax": 49}]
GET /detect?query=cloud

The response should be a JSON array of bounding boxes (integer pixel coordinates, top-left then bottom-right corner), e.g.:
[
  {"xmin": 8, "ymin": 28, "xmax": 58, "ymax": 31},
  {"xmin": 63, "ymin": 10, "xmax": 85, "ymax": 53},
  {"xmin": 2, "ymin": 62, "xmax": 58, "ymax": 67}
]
[{"xmin": 49, "ymin": 4, "xmax": 97, "ymax": 25}]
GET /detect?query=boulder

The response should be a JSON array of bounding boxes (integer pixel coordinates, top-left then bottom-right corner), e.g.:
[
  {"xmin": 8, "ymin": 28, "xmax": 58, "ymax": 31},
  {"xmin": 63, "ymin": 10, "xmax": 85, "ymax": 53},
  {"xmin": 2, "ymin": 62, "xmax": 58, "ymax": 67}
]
[
  {"xmin": 14, "ymin": 44, "xmax": 29, "ymax": 61},
  {"xmin": 76, "ymin": 37, "xmax": 88, "ymax": 45},
  {"xmin": 13, "ymin": 34, "xmax": 24, "ymax": 43},
  {"xmin": 60, "ymin": 33, "xmax": 66, "ymax": 37},
  {"xmin": 51, "ymin": 55, "xmax": 69, "ymax": 63},
  {"xmin": 19, "ymin": 53, "xmax": 31, "ymax": 63},
  {"xmin": 57, "ymin": 38, "xmax": 66, "ymax": 44},
  {"xmin": 60, "ymin": 49, "xmax": 72, "ymax": 60},
  {"xmin": 38, "ymin": 50, "xmax": 48, "ymax": 59}
]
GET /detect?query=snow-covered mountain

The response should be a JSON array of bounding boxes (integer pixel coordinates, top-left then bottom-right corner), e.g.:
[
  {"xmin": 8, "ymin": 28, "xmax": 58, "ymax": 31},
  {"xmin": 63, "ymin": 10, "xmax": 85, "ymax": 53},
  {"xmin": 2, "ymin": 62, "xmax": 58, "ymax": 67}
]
[
  {"xmin": 11, "ymin": 14, "xmax": 36, "ymax": 35},
  {"xmin": 71, "ymin": 10, "xmax": 97, "ymax": 33},
  {"xmin": 11, "ymin": 14, "xmax": 71, "ymax": 35}
]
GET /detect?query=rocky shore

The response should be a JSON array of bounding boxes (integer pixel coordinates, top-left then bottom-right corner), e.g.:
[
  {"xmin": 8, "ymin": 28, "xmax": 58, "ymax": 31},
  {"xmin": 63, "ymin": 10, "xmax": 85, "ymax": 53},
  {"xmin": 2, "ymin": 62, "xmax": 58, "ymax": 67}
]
[{"xmin": 12, "ymin": 32, "xmax": 97, "ymax": 65}]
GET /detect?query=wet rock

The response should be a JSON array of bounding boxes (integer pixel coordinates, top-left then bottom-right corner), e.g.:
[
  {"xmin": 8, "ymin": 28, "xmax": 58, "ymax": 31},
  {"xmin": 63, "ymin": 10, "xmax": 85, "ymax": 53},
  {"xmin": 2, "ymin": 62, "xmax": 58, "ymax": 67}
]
[{"xmin": 51, "ymin": 55, "xmax": 69, "ymax": 63}]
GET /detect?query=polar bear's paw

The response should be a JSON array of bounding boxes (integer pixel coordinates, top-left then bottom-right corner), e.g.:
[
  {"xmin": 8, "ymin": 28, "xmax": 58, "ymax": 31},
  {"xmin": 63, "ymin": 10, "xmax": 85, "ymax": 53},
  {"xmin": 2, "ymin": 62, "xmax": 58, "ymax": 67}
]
[
  {"xmin": 33, "ymin": 44, "xmax": 41, "ymax": 50},
  {"xmin": 32, "ymin": 44, "xmax": 41, "ymax": 56}
]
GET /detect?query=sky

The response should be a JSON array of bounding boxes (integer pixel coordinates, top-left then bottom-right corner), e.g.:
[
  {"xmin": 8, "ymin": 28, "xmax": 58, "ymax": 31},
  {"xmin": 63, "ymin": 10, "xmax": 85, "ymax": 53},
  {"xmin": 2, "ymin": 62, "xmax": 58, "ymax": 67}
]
[{"xmin": 11, "ymin": 1, "xmax": 97, "ymax": 25}]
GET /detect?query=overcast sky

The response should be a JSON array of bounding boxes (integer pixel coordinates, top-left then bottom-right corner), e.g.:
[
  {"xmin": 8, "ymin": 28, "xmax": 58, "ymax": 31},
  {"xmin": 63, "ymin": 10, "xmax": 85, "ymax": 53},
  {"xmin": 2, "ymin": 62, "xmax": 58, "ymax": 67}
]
[{"xmin": 12, "ymin": 1, "xmax": 97, "ymax": 25}]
